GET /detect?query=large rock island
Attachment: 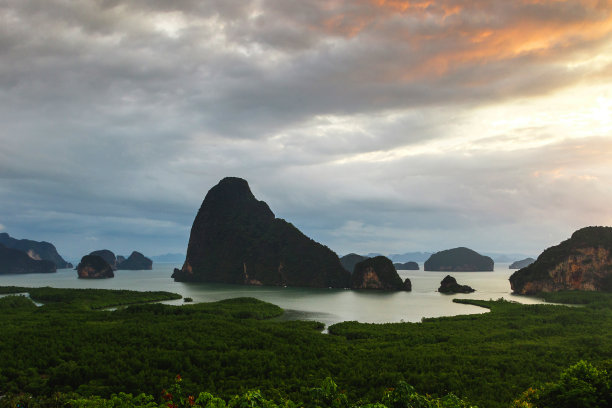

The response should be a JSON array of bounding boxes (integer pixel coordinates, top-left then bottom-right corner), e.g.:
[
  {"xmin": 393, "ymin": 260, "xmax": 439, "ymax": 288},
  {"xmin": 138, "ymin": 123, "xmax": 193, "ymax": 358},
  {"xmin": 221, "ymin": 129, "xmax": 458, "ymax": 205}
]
[
  {"xmin": 0, "ymin": 232, "xmax": 72, "ymax": 268},
  {"xmin": 510, "ymin": 226, "xmax": 612, "ymax": 295},
  {"xmin": 0, "ymin": 243, "xmax": 57, "ymax": 274},
  {"xmin": 425, "ymin": 247, "xmax": 494, "ymax": 271},
  {"xmin": 77, "ymin": 255, "xmax": 114, "ymax": 279},
  {"xmin": 172, "ymin": 177, "xmax": 350, "ymax": 288},
  {"xmin": 90, "ymin": 250, "xmax": 118, "ymax": 270},
  {"xmin": 350, "ymin": 256, "xmax": 411, "ymax": 291}
]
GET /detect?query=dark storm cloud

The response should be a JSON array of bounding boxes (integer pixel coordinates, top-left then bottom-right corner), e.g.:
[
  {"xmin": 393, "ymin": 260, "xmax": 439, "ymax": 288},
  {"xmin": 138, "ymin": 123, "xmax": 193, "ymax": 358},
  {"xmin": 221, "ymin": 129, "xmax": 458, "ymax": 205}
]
[{"xmin": 0, "ymin": 0, "xmax": 611, "ymax": 258}]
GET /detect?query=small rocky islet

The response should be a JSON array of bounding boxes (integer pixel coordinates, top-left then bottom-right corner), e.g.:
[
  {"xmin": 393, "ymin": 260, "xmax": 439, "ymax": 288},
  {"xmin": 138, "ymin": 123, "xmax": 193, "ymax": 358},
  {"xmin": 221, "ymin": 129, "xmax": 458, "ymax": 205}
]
[
  {"xmin": 351, "ymin": 256, "xmax": 411, "ymax": 291},
  {"xmin": 88, "ymin": 249, "xmax": 152, "ymax": 271},
  {"xmin": 438, "ymin": 275, "xmax": 475, "ymax": 294},
  {"xmin": 77, "ymin": 254, "xmax": 114, "ymax": 279},
  {"xmin": 116, "ymin": 251, "xmax": 153, "ymax": 270},
  {"xmin": 76, "ymin": 250, "xmax": 153, "ymax": 279}
]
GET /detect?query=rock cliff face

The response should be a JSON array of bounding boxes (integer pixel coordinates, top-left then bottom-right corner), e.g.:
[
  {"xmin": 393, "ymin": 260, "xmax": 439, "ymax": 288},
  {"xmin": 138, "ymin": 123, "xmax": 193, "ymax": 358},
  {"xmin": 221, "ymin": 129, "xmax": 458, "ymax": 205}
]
[
  {"xmin": 509, "ymin": 258, "xmax": 535, "ymax": 269},
  {"xmin": 90, "ymin": 250, "xmax": 117, "ymax": 270},
  {"xmin": 117, "ymin": 251, "xmax": 153, "ymax": 270},
  {"xmin": 340, "ymin": 253, "xmax": 369, "ymax": 274},
  {"xmin": 0, "ymin": 243, "xmax": 57, "ymax": 274},
  {"xmin": 510, "ymin": 226, "xmax": 612, "ymax": 295},
  {"xmin": 350, "ymin": 256, "xmax": 409, "ymax": 291},
  {"xmin": 0, "ymin": 232, "xmax": 72, "ymax": 268},
  {"xmin": 394, "ymin": 261, "xmax": 419, "ymax": 270},
  {"xmin": 425, "ymin": 247, "xmax": 493, "ymax": 271},
  {"xmin": 173, "ymin": 177, "xmax": 350, "ymax": 288},
  {"xmin": 438, "ymin": 275, "xmax": 475, "ymax": 293},
  {"xmin": 77, "ymin": 255, "xmax": 114, "ymax": 279}
]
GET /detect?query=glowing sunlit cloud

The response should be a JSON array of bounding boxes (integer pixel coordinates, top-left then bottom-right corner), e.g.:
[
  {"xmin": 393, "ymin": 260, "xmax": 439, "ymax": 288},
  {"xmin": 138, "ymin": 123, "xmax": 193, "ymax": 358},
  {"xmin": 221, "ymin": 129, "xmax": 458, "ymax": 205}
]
[
  {"xmin": 151, "ymin": 11, "xmax": 188, "ymax": 38},
  {"xmin": 319, "ymin": 0, "xmax": 612, "ymax": 81}
]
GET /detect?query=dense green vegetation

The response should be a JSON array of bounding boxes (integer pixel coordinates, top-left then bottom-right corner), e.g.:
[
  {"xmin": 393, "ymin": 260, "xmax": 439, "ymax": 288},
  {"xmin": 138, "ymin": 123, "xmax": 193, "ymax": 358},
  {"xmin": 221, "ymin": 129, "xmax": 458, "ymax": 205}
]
[
  {"xmin": 0, "ymin": 286, "xmax": 181, "ymax": 309},
  {"xmin": 511, "ymin": 360, "xmax": 612, "ymax": 408},
  {"xmin": 538, "ymin": 290, "xmax": 612, "ymax": 306},
  {"xmin": 2, "ymin": 376, "xmax": 478, "ymax": 408},
  {"xmin": 3, "ymin": 362, "xmax": 610, "ymax": 408},
  {"xmin": 1, "ymin": 287, "xmax": 611, "ymax": 407}
]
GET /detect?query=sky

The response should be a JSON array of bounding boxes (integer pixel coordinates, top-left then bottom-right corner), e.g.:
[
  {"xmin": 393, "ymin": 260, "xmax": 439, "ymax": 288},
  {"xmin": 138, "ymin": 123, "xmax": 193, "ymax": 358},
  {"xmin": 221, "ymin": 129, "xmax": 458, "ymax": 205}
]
[{"xmin": 1, "ymin": 0, "xmax": 611, "ymax": 262}]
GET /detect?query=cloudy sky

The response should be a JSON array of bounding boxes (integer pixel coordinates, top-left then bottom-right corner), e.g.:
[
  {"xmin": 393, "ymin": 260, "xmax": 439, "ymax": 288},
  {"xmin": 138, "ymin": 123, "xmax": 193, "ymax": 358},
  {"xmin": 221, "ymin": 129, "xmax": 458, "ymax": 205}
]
[{"xmin": 1, "ymin": 0, "xmax": 611, "ymax": 262}]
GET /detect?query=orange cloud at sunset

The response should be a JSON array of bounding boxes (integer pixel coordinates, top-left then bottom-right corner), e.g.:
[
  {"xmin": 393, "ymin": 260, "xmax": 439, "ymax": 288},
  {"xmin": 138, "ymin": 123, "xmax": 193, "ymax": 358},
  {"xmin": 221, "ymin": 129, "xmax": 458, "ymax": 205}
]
[{"xmin": 313, "ymin": 0, "xmax": 612, "ymax": 81}]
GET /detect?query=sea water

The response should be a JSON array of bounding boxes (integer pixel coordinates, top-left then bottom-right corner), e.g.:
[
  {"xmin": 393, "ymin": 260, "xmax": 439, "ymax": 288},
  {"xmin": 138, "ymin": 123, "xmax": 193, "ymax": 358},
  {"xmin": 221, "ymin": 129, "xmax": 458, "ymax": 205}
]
[{"xmin": 0, "ymin": 263, "xmax": 546, "ymax": 327}]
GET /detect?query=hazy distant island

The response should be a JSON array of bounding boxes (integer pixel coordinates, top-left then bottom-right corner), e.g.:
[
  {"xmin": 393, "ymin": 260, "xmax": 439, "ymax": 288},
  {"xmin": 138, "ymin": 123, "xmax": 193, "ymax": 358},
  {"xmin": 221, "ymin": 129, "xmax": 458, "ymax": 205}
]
[
  {"xmin": 339, "ymin": 253, "xmax": 369, "ymax": 274},
  {"xmin": 394, "ymin": 261, "xmax": 419, "ymax": 270},
  {"xmin": 151, "ymin": 253, "xmax": 185, "ymax": 263},
  {"xmin": 0, "ymin": 232, "xmax": 72, "ymax": 269},
  {"xmin": 172, "ymin": 177, "xmax": 350, "ymax": 288},
  {"xmin": 389, "ymin": 252, "xmax": 432, "ymax": 262},
  {"xmin": 77, "ymin": 254, "xmax": 114, "ymax": 279},
  {"xmin": 424, "ymin": 247, "xmax": 494, "ymax": 271},
  {"xmin": 351, "ymin": 256, "xmax": 411, "ymax": 291},
  {"xmin": 510, "ymin": 226, "xmax": 612, "ymax": 294},
  {"xmin": 509, "ymin": 257, "xmax": 535, "ymax": 269}
]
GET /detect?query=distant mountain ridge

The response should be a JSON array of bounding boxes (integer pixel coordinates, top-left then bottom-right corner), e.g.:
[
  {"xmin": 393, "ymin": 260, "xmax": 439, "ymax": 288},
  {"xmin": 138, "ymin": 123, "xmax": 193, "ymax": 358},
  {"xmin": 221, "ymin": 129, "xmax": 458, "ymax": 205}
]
[
  {"xmin": 389, "ymin": 252, "xmax": 432, "ymax": 263},
  {"xmin": 151, "ymin": 253, "xmax": 185, "ymax": 263},
  {"xmin": 0, "ymin": 232, "xmax": 72, "ymax": 268}
]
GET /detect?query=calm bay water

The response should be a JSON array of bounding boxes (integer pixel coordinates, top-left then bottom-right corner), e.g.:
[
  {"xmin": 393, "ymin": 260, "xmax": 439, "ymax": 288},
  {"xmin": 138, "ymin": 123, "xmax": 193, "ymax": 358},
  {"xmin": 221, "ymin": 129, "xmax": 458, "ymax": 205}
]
[{"xmin": 0, "ymin": 263, "xmax": 546, "ymax": 327}]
